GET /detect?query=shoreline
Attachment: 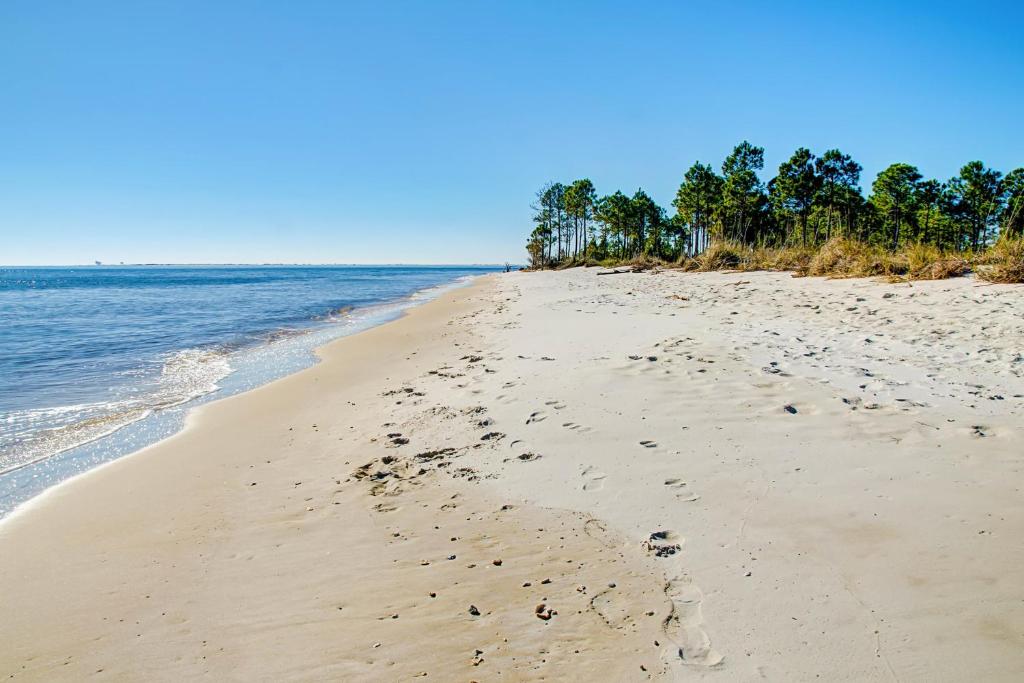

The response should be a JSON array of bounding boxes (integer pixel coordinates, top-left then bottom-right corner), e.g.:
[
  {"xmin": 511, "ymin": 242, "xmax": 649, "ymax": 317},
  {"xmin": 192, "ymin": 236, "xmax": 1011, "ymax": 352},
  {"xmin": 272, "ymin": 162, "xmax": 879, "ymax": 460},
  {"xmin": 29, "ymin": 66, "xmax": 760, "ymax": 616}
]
[
  {"xmin": 0, "ymin": 278, "xmax": 481, "ymax": 528},
  {"xmin": 2, "ymin": 267, "xmax": 1022, "ymax": 680},
  {"xmin": 0, "ymin": 271, "xmax": 484, "ymax": 520},
  {"xmin": 0, "ymin": 273, "xmax": 684, "ymax": 680}
]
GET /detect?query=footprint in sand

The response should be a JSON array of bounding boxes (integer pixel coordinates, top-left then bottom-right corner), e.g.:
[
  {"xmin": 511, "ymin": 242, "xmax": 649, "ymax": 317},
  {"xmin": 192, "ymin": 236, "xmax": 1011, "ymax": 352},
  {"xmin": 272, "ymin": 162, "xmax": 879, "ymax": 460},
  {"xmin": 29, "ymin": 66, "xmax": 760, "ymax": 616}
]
[
  {"xmin": 639, "ymin": 440, "xmax": 658, "ymax": 449},
  {"xmin": 664, "ymin": 478, "xmax": 701, "ymax": 502},
  {"xmin": 562, "ymin": 422, "xmax": 593, "ymax": 434},
  {"xmin": 663, "ymin": 578, "xmax": 723, "ymax": 667},
  {"xmin": 642, "ymin": 529, "xmax": 682, "ymax": 557},
  {"xmin": 581, "ymin": 466, "xmax": 607, "ymax": 492},
  {"xmin": 544, "ymin": 400, "xmax": 567, "ymax": 410},
  {"xmin": 526, "ymin": 410, "xmax": 547, "ymax": 424}
]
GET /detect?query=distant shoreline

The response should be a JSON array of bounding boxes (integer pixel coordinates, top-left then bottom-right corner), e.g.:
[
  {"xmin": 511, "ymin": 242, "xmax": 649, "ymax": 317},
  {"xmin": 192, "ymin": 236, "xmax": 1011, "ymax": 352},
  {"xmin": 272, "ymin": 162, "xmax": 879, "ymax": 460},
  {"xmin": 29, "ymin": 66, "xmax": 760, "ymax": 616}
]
[{"xmin": 2, "ymin": 262, "xmax": 517, "ymax": 268}]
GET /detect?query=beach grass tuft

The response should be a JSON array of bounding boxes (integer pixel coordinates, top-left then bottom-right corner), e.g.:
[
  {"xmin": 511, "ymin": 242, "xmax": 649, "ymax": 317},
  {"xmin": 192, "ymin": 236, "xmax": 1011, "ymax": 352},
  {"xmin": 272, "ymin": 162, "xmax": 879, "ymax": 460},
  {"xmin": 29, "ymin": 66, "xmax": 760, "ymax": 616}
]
[{"xmin": 976, "ymin": 237, "xmax": 1024, "ymax": 283}]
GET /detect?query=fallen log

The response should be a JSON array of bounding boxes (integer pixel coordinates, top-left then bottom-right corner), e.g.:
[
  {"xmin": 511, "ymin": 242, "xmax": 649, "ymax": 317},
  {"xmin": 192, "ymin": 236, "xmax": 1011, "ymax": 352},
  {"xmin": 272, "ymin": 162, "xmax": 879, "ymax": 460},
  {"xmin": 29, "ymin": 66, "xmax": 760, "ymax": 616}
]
[{"xmin": 596, "ymin": 267, "xmax": 635, "ymax": 276}]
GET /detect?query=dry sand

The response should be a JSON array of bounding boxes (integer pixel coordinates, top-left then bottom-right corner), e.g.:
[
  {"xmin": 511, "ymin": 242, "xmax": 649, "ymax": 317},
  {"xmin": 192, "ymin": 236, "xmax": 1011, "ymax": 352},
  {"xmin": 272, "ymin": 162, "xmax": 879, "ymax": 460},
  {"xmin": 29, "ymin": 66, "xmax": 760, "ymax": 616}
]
[{"xmin": 1, "ymin": 268, "xmax": 1022, "ymax": 681}]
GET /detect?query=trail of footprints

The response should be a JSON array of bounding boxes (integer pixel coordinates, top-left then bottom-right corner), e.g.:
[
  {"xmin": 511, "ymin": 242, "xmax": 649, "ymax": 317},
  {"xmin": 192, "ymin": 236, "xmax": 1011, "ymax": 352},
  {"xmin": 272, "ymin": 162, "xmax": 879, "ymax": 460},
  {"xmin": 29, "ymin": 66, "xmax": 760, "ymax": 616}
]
[
  {"xmin": 497, "ymin": 269, "xmax": 1022, "ymax": 672},
  {"xmin": 664, "ymin": 477, "xmax": 701, "ymax": 503},
  {"xmin": 517, "ymin": 397, "xmax": 601, "ymax": 437},
  {"xmin": 562, "ymin": 421, "xmax": 592, "ymax": 434},
  {"xmin": 365, "ymin": 314, "xmax": 723, "ymax": 671}
]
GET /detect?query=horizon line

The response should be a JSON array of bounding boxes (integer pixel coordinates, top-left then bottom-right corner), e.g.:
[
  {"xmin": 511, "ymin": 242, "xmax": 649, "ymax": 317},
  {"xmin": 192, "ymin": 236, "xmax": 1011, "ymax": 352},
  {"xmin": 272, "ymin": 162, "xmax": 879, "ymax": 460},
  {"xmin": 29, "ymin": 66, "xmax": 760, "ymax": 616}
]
[{"xmin": 1, "ymin": 262, "xmax": 520, "ymax": 268}]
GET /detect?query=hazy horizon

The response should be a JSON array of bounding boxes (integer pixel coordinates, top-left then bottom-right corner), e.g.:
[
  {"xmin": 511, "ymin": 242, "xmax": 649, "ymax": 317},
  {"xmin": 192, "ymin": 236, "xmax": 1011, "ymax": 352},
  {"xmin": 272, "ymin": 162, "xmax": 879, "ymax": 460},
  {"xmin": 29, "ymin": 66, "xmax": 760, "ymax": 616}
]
[{"xmin": 2, "ymin": 261, "xmax": 515, "ymax": 268}]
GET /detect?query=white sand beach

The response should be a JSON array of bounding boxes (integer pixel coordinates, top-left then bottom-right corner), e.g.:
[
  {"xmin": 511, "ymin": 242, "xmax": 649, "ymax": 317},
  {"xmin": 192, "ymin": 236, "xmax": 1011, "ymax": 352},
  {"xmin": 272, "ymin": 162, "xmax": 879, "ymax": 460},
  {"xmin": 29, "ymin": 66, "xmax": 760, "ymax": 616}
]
[{"xmin": 2, "ymin": 269, "xmax": 1022, "ymax": 681}]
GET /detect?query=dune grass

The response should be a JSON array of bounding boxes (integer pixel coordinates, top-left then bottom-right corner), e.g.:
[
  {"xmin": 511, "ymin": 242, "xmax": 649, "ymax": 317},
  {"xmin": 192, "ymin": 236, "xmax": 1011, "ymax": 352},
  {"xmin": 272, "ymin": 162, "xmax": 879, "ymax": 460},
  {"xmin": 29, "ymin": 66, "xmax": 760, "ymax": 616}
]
[
  {"xmin": 975, "ymin": 237, "xmax": 1024, "ymax": 283},
  {"xmin": 901, "ymin": 243, "xmax": 970, "ymax": 281},
  {"xmin": 675, "ymin": 241, "xmax": 811, "ymax": 272},
  {"xmin": 688, "ymin": 238, "xmax": 972, "ymax": 281},
  {"xmin": 539, "ymin": 237, "xmax": 1019, "ymax": 283}
]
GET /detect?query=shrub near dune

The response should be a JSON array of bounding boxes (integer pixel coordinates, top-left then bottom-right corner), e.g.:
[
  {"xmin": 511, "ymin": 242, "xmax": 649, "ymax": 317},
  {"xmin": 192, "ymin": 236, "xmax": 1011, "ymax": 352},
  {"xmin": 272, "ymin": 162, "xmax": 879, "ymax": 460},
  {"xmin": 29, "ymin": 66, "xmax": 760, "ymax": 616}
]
[
  {"xmin": 977, "ymin": 237, "xmax": 1024, "ymax": 283},
  {"xmin": 903, "ymin": 243, "xmax": 969, "ymax": 281},
  {"xmin": 800, "ymin": 238, "xmax": 891, "ymax": 278},
  {"xmin": 696, "ymin": 241, "xmax": 744, "ymax": 271},
  {"xmin": 792, "ymin": 238, "xmax": 967, "ymax": 280}
]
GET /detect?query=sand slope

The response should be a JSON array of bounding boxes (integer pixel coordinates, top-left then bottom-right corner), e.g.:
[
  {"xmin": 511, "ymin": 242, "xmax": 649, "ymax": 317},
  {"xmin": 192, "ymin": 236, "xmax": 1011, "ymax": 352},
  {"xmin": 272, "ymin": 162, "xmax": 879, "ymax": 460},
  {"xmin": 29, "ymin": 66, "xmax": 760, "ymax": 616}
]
[{"xmin": 2, "ymin": 269, "xmax": 1022, "ymax": 681}]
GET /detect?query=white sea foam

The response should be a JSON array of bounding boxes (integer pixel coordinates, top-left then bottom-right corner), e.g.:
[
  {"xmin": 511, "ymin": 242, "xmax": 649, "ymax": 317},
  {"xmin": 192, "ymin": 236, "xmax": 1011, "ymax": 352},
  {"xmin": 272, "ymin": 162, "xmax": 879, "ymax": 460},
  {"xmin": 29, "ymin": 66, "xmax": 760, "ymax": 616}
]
[
  {"xmin": 0, "ymin": 347, "xmax": 231, "ymax": 475},
  {"xmin": 0, "ymin": 269, "xmax": 489, "ymax": 517}
]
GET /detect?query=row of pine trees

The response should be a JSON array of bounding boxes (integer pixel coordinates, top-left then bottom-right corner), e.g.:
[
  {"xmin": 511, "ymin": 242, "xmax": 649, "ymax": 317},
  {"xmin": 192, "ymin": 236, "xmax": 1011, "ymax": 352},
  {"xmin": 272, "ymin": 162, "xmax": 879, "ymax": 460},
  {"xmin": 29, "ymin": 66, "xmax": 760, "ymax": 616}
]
[{"xmin": 527, "ymin": 142, "xmax": 1024, "ymax": 266}]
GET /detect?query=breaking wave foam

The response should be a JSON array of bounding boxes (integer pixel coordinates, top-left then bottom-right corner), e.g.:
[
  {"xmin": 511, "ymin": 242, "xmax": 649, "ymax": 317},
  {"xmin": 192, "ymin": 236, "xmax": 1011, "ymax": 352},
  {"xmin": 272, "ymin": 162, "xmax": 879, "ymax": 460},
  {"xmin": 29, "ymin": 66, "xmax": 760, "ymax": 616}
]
[{"xmin": 0, "ymin": 347, "xmax": 231, "ymax": 474}]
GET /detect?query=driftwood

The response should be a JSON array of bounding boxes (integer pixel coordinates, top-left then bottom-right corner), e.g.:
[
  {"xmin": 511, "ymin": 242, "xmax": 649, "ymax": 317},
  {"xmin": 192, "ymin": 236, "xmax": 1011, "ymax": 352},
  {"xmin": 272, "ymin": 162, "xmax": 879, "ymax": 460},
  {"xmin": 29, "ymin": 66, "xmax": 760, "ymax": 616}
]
[{"xmin": 596, "ymin": 267, "xmax": 635, "ymax": 276}]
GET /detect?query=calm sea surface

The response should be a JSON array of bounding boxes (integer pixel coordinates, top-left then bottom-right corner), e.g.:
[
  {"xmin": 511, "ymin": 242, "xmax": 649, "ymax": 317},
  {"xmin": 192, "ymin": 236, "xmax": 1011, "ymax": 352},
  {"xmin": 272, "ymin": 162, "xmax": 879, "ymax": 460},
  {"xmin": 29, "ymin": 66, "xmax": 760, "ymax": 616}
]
[{"xmin": 0, "ymin": 265, "xmax": 499, "ymax": 517}]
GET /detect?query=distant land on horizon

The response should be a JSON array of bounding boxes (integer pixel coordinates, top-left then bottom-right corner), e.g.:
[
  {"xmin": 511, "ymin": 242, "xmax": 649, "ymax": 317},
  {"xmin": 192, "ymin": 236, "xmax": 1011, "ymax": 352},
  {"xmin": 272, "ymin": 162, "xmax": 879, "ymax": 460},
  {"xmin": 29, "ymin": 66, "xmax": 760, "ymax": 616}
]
[{"xmin": 3, "ymin": 262, "xmax": 516, "ymax": 268}]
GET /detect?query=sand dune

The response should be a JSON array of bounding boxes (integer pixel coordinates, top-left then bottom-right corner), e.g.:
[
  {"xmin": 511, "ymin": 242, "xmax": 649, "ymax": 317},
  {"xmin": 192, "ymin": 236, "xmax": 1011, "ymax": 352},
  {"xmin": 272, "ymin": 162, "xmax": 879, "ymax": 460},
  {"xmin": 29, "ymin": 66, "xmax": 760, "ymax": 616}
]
[{"xmin": 2, "ymin": 269, "xmax": 1022, "ymax": 681}]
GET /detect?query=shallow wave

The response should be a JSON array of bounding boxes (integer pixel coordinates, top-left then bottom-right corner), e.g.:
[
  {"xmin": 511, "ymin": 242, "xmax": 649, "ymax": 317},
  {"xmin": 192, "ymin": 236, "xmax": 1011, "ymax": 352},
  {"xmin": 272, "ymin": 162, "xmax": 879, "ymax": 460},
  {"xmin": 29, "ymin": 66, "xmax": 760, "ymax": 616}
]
[
  {"xmin": 151, "ymin": 347, "xmax": 232, "ymax": 410},
  {"xmin": 0, "ymin": 347, "xmax": 231, "ymax": 474},
  {"xmin": 0, "ymin": 270, "xmax": 490, "ymax": 514},
  {"xmin": 316, "ymin": 306, "xmax": 354, "ymax": 322}
]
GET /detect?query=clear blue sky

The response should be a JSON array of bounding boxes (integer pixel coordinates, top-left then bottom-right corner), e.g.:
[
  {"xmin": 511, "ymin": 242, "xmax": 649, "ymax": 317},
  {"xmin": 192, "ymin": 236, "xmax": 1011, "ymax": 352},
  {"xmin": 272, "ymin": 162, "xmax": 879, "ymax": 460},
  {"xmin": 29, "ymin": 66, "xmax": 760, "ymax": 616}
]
[{"xmin": 1, "ymin": 1, "xmax": 1021, "ymax": 265}]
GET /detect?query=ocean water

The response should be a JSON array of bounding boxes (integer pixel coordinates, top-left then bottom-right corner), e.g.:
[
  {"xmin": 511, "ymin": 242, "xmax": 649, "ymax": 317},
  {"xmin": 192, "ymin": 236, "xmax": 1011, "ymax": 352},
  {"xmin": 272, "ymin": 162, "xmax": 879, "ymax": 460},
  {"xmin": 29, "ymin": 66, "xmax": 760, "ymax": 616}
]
[{"xmin": 0, "ymin": 265, "xmax": 499, "ymax": 517}]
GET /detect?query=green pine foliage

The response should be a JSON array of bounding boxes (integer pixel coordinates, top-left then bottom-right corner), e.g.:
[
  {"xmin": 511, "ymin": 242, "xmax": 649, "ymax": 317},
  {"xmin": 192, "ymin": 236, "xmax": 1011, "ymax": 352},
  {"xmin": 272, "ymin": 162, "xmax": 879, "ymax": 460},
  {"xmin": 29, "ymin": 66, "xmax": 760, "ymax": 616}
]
[{"xmin": 526, "ymin": 141, "xmax": 1024, "ymax": 280}]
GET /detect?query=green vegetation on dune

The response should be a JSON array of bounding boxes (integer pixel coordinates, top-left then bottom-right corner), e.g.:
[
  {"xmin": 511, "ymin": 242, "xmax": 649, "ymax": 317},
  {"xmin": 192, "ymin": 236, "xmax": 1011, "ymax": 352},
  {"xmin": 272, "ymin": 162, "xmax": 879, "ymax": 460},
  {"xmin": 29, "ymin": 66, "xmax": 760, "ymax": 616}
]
[{"xmin": 525, "ymin": 142, "xmax": 1024, "ymax": 282}]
